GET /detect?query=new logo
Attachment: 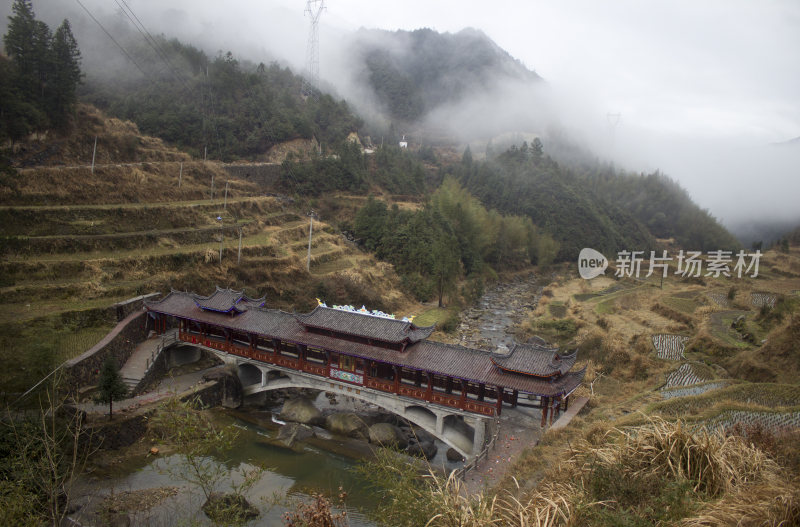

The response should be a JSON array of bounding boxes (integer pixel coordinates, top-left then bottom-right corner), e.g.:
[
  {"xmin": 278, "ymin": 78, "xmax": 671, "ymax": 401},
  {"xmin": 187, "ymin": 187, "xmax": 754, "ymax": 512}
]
[{"xmin": 578, "ymin": 248, "xmax": 608, "ymax": 279}]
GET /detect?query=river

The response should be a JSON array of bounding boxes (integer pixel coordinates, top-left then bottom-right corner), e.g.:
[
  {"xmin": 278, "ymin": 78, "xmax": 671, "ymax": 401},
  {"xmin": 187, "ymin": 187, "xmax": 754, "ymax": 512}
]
[{"xmin": 73, "ymin": 275, "xmax": 541, "ymax": 526}]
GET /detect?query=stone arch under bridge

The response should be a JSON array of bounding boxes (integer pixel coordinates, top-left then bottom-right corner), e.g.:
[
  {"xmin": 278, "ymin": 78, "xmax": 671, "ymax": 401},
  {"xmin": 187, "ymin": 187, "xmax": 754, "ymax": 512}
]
[{"xmin": 210, "ymin": 352, "xmax": 489, "ymax": 459}]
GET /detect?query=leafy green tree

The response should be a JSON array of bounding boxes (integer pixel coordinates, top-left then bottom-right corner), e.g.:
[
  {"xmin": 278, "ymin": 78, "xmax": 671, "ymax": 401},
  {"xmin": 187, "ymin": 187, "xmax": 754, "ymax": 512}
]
[{"xmin": 94, "ymin": 356, "xmax": 127, "ymax": 419}]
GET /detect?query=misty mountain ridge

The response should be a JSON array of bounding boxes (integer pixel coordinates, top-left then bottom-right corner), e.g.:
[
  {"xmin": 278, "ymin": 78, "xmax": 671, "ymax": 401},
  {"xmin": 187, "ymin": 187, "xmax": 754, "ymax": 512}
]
[{"xmin": 345, "ymin": 27, "xmax": 542, "ymax": 129}]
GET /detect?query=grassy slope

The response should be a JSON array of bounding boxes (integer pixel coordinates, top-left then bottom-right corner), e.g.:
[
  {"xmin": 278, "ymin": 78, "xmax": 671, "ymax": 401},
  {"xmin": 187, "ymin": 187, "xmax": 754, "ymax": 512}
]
[
  {"xmin": 489, "ymin": 247, "xmax": 800, "ymax": 524},
  {"xmin": 0, "ymin": 106, "xmax": 417, "ymax": 394}
]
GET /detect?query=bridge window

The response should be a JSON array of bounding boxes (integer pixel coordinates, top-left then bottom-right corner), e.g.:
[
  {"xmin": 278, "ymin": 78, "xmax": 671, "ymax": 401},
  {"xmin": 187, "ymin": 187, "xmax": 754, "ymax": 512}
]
[
  {"xmin": 206, "ymin": 327, "xmax": 226, "ymax": 342},
  {"xmin": 306, "ymin": 347, "xmax": 326, "ymax": 365},
  {"xmin": 281, "ymin": 343, "xmax": 299, "ymax": 359},
  {"xmin": 256, "ymin": 338, "xmax": 274, "ymax": 352},
  {"xmin": 231, "ymin": 332, "xmax": 249, "ymax": 348},
  {"xmin": 399, "ymin": 368, "xmax": 416, "ymax": 386},
  {"xmin": 431, "ymin": 375, "xmax": 448, "ymax": 393}
]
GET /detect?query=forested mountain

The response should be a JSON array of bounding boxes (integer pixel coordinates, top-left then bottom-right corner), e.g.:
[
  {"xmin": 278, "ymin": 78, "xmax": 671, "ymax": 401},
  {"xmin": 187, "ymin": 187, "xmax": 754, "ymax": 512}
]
[
  {"xmin": 81, "ymin": 39, "xmax": 361, "ymax": 161},
  {"xmin": 449, "ymin": 142, "xmax": 740, "ymax": 261},
  {"xmin": 349, "ymin": 27, "xmax": 541, "ymax": 124}
]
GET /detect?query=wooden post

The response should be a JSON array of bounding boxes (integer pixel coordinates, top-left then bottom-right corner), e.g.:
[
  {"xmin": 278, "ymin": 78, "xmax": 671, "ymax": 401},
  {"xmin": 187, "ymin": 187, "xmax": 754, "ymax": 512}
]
[
  {"xmin": 425, "ymin": 372, "xmax": 433, "ymax": 401},
  {"xmin": 495, "ymin": 386, "xmax": 503, "ymax": 416},
  {"xmin": 178, "ymin": 161, "xmax": 183, "ymax": 188},
  {"xmin": 203, "ymin": 145, "xmax": 207, "ymax": 165},
  {"xmin": 237, "ymin": 228, "xmax": 242, "ymax": 264},
  {"xmin": 306, "ymin": 212, "xmax": 313, "ymax": 272},
  {"xmin": 210, "ymin": 171, "xmax": 215, "ymax": 201},
  {"xmin": 91, "ymin": 136, "xmax": 97, "ymax": 174},
  {"xmin": 393, "ymin": 366, "xmax": 400, "ymax": 394},
  {"xmin": 512, "ymin": 389, "xmax": 519, "ymax": 408},
  {"xmin": 541, "ymin": 397, "xmax": 549, "ymax": 427}
]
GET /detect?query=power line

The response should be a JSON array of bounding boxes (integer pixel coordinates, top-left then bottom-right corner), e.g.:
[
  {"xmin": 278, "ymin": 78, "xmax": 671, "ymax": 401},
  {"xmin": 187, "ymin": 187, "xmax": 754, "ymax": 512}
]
[
  {"xmin": 114, "ymin": 0, "xmax": 192, "ymax": 89},
  {"xmin": 75, "ymin": 0, "xmax": 147, "ymax": 76}
]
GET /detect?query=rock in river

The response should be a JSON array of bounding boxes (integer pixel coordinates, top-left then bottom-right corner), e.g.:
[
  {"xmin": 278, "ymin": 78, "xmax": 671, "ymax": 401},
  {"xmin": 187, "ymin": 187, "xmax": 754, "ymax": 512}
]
[{"xmin": 279, "ymin": 396, "xmax": 322, "ymax": 425}]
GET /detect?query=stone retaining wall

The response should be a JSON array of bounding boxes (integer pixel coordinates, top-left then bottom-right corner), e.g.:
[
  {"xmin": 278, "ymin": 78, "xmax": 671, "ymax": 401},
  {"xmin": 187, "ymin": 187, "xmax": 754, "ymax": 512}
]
[
  {"xmin": 661, "ymin": 381, "xmax": 728, "ymax": 400},
  {"xmin": 63, "ymin": 310, "xmax": 149, "ymax": 391},
  {"xmin": 651, "ymin": 334, "xmax": 689, "ymax": 361},
  {"xmin": 112, "ymin": 293, "xmax": 160, "ymax": 322},
  {"xmin": 704, "ymin": 410, "xmax": 800, "ymax": 434}
]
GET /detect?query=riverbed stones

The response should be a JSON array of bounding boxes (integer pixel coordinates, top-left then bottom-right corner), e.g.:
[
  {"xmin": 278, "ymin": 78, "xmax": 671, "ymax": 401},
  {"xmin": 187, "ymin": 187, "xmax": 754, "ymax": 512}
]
[
  {"xmin": 326, "ymin": 412, "xmax": 369, "ymax": 440},
  {"xmin": 275, "ymin": 423, "xmax": 315, "ymax": 448},
  {"xmin": 446, "ymin": 447, "xmax": 464, "ymax": 462},
  {"xmin": 407, "ymin": 439, "xmax": 437, "ymax": 460},
  {"xmin": 202, "ymin": 492, "xmax": 259, "ymax": 523},
  {"xmin": 368, "ymin": 423, "xmax": 407, "ymax": 448},
  {"xmin": 279, "ymin": 396, "xmax": 322, "ymax": 425}
]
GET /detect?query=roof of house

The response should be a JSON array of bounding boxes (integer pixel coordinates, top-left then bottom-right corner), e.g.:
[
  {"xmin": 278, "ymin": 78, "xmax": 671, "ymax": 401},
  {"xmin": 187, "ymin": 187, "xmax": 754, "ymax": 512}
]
[
  {"xmin": 145, "ymin": 290, "xmax": 584, "ymax": 397},
  {"xmin": 295, "ymin": 305, "xmax": 434, "ymax": 344},
  {"xmin": 490, "ymin": 342, "xmax": 578, "ymax": 378}
]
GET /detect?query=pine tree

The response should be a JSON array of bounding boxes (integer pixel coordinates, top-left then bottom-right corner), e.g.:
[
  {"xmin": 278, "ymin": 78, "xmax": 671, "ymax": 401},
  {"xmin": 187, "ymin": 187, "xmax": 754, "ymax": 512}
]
[
  {"xmin": 3, "ymin": 0, "xmax": 36, "ymax": 72},
  {"xmin": 50, "ymin": 19, "xmax": 82, "ymax": 126},
  {"xmin": 95, "ymin": 357, "xmax": 127, "ymax": 419}
]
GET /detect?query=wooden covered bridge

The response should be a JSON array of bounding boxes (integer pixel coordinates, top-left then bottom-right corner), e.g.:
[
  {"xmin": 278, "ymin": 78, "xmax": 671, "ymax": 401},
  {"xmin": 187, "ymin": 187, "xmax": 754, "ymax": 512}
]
[{"xmin": 145, "ymin": 287, "xmax": 585, "ymax": 457}]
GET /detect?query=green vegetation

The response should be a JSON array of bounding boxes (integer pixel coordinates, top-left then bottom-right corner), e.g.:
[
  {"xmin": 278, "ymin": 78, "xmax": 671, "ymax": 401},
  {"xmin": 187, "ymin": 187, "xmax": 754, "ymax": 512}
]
[
  {"xmin": 94, "ymin": 357, "xmax": 127, "ymax": 419},
  {"xmin": 1, "ymin": 0, "xmax": 82, "ymax": 141},
  {"xmin": 353, "ymin": 177, "xmax": 558, "ymax": 304},
  {"xmin": 450, "ymin": 141, "xmax": 739, "ymax": 261},
  {"xmin": 1, "ymin": 380, "xmax": 91, "ymax": 526},
  {"xmin": 83, "ymin": 39, "xmax": 361, "ymax": 161},
  {"xmin": 149, "ymin": 397, "xmax": 263, "ymax": 524}
]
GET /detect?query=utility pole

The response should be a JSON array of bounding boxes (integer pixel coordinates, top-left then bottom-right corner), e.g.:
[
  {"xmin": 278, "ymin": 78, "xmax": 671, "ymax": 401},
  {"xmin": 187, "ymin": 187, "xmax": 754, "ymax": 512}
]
[
  {"xmin": 237, "ymin": 227, "xmax": 243, "ymax": 264},
  {"xmin": 223, "ymin": 181, "xmax": 229, "ymax": 210},
  {"xmin": 210, "ymin": 173, "xmax": 215, "ymax": 202},
  {"xmin": 306, "ymin": 210, "xmax": 315, "ymax": 272},
  {"xmin": 91, "ymin": 136, "xmax": 97, "ymax": 174},
  {"xmin": 178, "ymin": 161, "xmax": 183, "ymax": 188}
]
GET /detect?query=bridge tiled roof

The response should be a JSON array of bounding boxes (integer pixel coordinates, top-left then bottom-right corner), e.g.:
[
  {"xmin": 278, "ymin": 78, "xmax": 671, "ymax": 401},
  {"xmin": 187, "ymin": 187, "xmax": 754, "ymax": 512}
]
[
  {"xmin": 193, "ymin": 287, "xmax": 265, "ymax": 313},
  {"xmin": 490, "ymin": 342, "xmax": 577, "ymax": 378},
  {"xmin": 295, "ymin": 305, "xmax": 434, "ymax": 344},
  {"xmin": 145, "ymin": 290, "xmax": 584, "ymax": 397}
]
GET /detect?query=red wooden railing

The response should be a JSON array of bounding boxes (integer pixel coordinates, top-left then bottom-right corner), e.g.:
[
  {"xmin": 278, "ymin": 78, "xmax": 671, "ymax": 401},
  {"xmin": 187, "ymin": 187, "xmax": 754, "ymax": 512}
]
[{"xmin": 180, "ymin": 330, "xmax": 499, "ymax": 417}]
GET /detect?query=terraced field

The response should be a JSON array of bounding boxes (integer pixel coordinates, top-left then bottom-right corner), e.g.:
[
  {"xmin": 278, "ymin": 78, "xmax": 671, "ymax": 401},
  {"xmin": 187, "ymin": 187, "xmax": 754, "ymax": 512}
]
[{"xmin": 0, "ymin": 114, "xmax": 413, "ymax": 393}]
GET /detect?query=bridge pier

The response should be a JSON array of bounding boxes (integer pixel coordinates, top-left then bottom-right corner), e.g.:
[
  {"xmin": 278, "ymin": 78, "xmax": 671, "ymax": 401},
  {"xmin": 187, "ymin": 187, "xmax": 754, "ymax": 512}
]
[
  {"xmin": 469, "ymin": 416, "xmax": 487, "ymax": 455},
  {"xmin": 261, "ymin": 368, "xmax": 268, "ymax": 387}
]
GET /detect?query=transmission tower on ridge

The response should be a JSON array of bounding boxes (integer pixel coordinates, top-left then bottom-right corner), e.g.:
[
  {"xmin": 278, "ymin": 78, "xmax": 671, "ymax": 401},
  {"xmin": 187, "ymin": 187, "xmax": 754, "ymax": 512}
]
[{"xmin": 302, "ymin": 0, "xmax": 325, "ymax": 97}]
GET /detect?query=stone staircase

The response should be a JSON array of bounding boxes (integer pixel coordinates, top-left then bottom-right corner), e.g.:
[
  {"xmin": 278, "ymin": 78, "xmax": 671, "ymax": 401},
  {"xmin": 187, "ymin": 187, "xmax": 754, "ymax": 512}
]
[{"xmin": 119, "ymin": 329, "xmax": 177, "ymax": 393}]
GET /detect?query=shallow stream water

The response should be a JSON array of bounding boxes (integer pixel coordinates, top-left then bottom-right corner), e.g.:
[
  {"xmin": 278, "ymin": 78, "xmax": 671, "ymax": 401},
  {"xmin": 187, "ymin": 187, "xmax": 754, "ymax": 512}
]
[{"xmin": 76, "ymin": 409, "xmax": 378, "ymax": 526}]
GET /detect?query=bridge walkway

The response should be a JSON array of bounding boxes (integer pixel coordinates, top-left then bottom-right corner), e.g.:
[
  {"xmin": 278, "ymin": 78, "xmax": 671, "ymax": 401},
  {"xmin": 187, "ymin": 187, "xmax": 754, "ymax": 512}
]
[{"xmin": 119, "ymin": 329, "xmax": 178, "ymax": 392}]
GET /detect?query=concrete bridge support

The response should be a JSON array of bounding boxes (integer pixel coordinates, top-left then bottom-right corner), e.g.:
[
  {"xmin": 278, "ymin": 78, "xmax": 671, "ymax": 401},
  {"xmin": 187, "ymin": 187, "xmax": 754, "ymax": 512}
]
[{"xmin": 193, "ymin": 348, "xmax": 492, "ymax": 460}]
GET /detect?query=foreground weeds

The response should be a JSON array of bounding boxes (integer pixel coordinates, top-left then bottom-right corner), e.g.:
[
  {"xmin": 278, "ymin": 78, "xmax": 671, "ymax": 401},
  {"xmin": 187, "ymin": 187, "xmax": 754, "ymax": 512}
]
[{"xmin": 357, "ymin": 419, "xmax": 798, "ymax": 527}]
